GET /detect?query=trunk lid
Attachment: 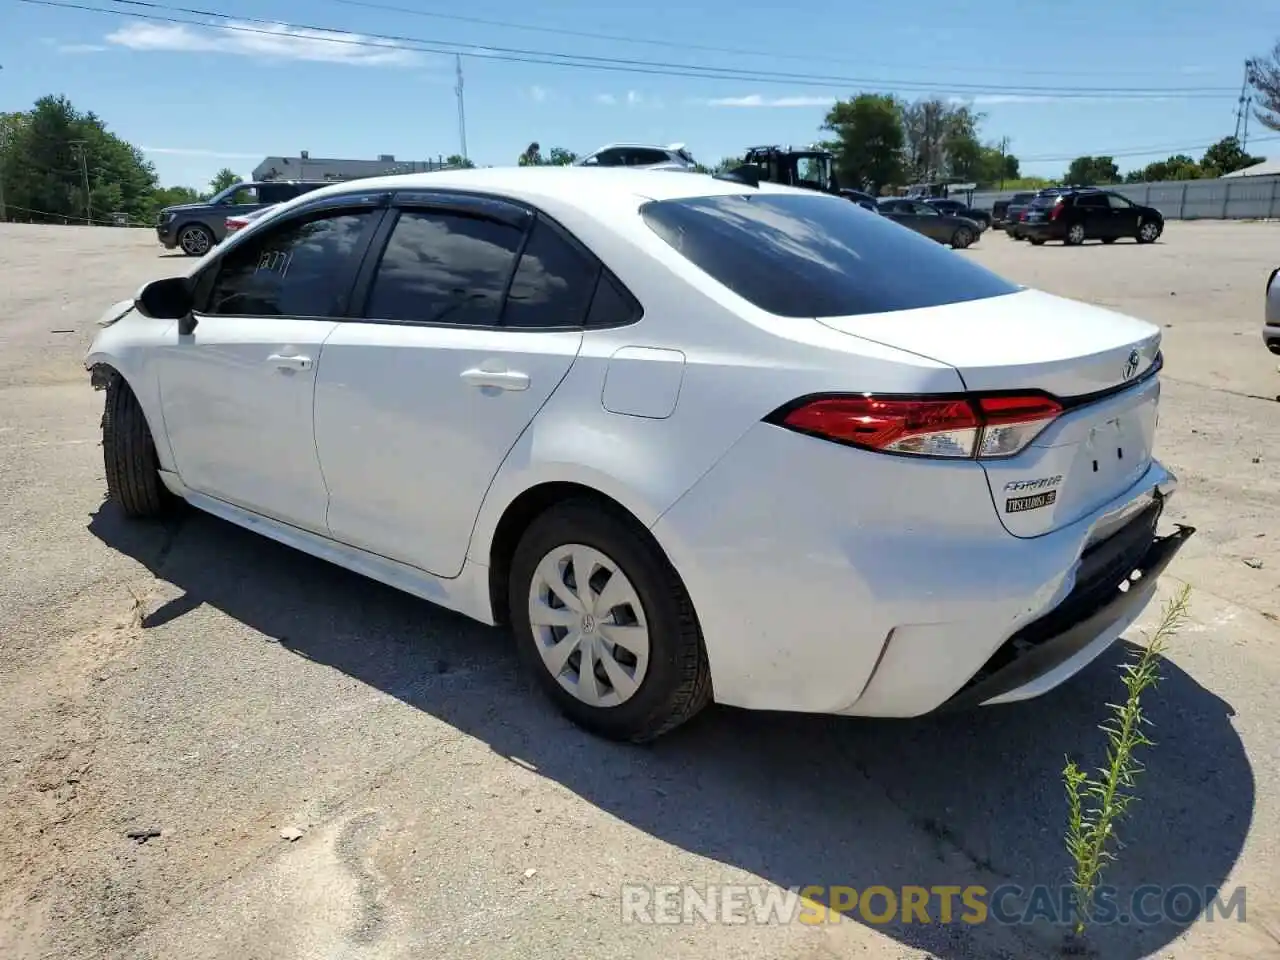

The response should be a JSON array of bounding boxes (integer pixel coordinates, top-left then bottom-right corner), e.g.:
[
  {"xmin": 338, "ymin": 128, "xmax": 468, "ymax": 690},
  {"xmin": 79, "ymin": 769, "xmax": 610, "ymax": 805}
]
[{"xmin": 816, "ymin": 288, "xmax": 1163, "ymax": 537}]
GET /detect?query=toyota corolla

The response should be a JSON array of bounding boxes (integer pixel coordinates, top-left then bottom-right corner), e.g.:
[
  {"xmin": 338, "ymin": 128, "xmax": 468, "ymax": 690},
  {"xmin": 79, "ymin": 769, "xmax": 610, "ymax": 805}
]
[{"xmin": 85, "ymin": 167, "xmax": 1193, "ymax": 742}]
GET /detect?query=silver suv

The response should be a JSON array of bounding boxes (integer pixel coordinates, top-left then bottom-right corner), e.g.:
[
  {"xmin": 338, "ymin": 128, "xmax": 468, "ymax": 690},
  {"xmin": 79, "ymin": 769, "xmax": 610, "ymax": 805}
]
[{"xmin": 576, "ymin": 142, "xmax": 698, "ymax": 170}]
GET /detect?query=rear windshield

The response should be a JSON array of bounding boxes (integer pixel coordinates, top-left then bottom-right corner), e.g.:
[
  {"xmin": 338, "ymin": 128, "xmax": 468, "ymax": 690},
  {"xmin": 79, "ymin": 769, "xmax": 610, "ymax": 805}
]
[
  {"xmin": 1011, "ymin": 193, "xmax": 1036, "ymax": 203},
  {"xmin": 1029, "ymin": 196, "xmax": 1059, "ymax": 208},
  {"xmin": 639, "ymin": 192, "xmax": 1019, "ymax": 318}
]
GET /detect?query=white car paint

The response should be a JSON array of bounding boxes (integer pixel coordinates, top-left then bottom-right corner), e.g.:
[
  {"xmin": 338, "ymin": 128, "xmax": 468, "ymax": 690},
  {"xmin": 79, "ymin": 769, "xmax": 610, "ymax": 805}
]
[{"xmin": 86, "ymin": 165, "xmax": 1188, "ymax": 731}]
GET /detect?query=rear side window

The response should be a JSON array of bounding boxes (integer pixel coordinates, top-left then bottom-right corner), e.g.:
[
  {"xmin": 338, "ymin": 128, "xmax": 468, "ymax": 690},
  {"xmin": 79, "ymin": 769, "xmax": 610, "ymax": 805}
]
[
  {"xmin": 363, "ymin": 209, "xmax": 523, "ymax": 325},
  {"xmin": 502, "ymin": 219, "xmax": 599, "ymax": 329},
  {"xmin": 586, "ymin": 271, "xmax": 641, "ymax": 327},
  {"xmin": 640, "ymin": 193, "xmax": 1019, "ymax": 318}
]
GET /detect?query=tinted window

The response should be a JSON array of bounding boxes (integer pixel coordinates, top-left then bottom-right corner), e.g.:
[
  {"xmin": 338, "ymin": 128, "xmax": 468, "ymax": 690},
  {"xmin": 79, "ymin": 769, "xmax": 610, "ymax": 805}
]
[
  {"xmin": 364, "ymin": 209, "xmax": 522, "ymax": 325},
  {"xmin": 206, "ymin": 210, "xmax": 372, "ymax": 317},
  {"xmin": 640, "ymin": 193, "xmax": 1019, "ymax": 318},
  {"xmin": 502, "ymin": 219, "xmax": 599, "ymax": 328},
  {"xmin": 1106, "ymin": 193, "xmax": 1133, "ymax": 209},
  {"xmin": 1077, "ymin": 194, "xmax": 1108, "ymax": 208},
  {"xmin": 586, "ymin": 271, "xmax": 641, "ymax": 327},
  {"xmin": 629, "ymin": 149, "xmax": 673, "ymax": 166}
]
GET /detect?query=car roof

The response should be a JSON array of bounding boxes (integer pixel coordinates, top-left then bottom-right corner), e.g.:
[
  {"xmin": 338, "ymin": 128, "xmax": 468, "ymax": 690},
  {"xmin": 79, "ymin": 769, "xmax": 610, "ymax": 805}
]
[{"xmin": 296, "ymin": 165, "xmax": 797, "ymax": 209}]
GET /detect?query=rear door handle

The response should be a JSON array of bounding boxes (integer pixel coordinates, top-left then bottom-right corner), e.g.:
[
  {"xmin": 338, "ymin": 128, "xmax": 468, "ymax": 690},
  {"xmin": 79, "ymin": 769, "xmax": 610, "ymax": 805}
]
[
  {"xmin": 460, "ymin": 368, "xmax": 530, "ymax": 391},
  {"xmin": 267, "ymin": 353, "xmax": 313, "ymax": 371}
]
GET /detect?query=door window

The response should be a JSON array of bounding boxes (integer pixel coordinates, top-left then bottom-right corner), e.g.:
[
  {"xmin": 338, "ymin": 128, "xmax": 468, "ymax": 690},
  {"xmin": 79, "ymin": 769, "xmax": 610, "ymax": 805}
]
[
  {"xmin": 501, "ymin": 219, "xmax": 600, "ymax": 329},
  {"xmin": 1106, "ymin": 193, "xmax": 1134, "ymax": 209},
  {"xmin": 205, "ymin": 210, "xmax": 374, "ymax": 318},
  {"xmin": 363, "ymin": 209, "xmax": 523, "ymax": 325},
  {"xmin": 1076, "ymin": 194, "xmax": 1108, "ymax": 209}
]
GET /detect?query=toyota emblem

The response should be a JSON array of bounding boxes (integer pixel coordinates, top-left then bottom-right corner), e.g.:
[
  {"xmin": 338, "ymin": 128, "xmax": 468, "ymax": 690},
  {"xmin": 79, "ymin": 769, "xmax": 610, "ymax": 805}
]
[{"xmin": 1122, "ymin": 349, "xmax": 1141, "ymax": 380}]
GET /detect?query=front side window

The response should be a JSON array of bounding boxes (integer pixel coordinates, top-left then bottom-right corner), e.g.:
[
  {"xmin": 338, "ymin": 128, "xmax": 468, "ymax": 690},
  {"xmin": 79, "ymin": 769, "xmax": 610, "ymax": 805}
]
[
  {"xmin": 641, "ymin": 192, "xmax": 1019, "ymax": 318},
  {"xmin": 1107, "ymin": 193, "xmax": 1134, "ymax": 209},
  {"xmin": 206, "ymin": 210, "xmax": 373, "ymax": 317},
  {"xmin": 502, "ymin": 219, "xmax": 600, "ymax": 329},
  {"xmin": 363, "ymin": 209, "xmax": 523, "ymax": 325}
]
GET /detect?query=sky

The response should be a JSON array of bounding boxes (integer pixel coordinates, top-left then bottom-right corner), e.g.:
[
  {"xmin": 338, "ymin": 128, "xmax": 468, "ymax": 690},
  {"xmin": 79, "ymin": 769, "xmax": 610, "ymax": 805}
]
[{"xmin": 2, "ymin": 0, "xmax": 1278, "ymax": 191}]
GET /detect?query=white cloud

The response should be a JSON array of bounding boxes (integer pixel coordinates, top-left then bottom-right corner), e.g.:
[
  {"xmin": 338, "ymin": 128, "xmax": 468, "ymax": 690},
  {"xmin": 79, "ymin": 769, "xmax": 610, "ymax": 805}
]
[
  {"xmin": 593, "ymin": 93, "xmax": 617, "ymax": 106},
  {"xmin": 703, "ymin": 94, "xmax": 837, "ymax": 108},
  {"xmin": 950, "ymin": 93, "xmax": 1172, "ymax": 105},
  {"xmin": 105, "ymin": 21, "xmax": 421, "ymax": 66},
  {"xmin": 595, "ymin": 91, "xmax": 660, "ymax": 108},
  {"xmin": 524, "ymin": 85, "xmax": 549, "ymax": 103},
  {"xmin": 57, "ymin": 43, "xmax": 108, "ymax": 54},
  {"xmin": 141, "ymin": 146, "xmax": 265, "ymax": 159}
]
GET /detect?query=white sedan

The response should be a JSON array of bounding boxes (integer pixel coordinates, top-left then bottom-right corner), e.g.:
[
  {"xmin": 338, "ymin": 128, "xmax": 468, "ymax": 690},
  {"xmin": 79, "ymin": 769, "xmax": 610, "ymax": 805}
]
[{"xmin": 85, "ymin": 167, "xmax": 1193, "ymax": 742}]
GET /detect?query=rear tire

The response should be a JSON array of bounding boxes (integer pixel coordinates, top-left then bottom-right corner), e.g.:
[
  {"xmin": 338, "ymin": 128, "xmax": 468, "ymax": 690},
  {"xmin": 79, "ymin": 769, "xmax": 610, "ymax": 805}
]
[
  {"xmin": 1064, "ymin": 223, "xmax": 1086, "ymax": 246},
  {"xmin": 509, "ymin": 499, "xmax": 712, "ymax": 742},
  {"xmin": 102, "ymin": 376, "xmax": 171, "ymax": 519},
  {"xmin": 950, "ymin": 227, "xmax": 974, "ymax": 249}
]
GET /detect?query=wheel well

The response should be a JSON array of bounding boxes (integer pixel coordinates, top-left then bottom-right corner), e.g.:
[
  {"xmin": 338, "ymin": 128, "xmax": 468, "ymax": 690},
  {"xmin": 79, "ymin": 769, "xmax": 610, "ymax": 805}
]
[{"xmin": 486, "ymin": 482, "xmax": 652, "ymax": 626}]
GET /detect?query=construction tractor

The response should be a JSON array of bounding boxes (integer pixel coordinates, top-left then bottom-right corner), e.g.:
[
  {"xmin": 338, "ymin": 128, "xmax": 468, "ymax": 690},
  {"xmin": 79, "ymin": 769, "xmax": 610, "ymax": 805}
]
[{"xmin": 732, "ymin": 145, "xmax": 840, "ymax": 193}]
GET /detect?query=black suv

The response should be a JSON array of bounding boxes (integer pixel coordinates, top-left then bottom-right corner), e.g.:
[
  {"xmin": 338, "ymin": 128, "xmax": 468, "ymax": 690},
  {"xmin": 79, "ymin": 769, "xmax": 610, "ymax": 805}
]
[
  {"xmin": 1020, "ymin": 189, "xmax": 1165, "ymax": 246},
  {"xmin": 993, "ymin": 191, "xmax": 1036, "ymax": 230}
]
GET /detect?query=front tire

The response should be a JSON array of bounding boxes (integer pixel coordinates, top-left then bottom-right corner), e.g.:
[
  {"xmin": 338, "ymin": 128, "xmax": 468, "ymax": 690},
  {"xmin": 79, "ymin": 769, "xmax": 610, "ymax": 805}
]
[
  {"xmin": 1137, "ymin": 220, "xmax": 1161, "ymax": 244},
  {"xmin": 950, "ymin": 227, "xmax": 974, "ymax": 249},
  {"xmin": 177, "ymin": 223, "xmax": 214, "ymax": 257},
  {"xmin": 102, "ymin": 376, "xmax": 171, "ymax": 518},
  {"xmin": 509, "ymin": 499, "xmax": 712, "ymax": 742}
]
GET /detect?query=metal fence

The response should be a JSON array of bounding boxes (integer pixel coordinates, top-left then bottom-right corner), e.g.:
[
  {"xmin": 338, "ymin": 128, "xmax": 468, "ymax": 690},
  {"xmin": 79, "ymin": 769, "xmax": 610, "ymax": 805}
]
[{"xmin": 969, "ymin": 175, "xmax": 1280, "ymax": 220}]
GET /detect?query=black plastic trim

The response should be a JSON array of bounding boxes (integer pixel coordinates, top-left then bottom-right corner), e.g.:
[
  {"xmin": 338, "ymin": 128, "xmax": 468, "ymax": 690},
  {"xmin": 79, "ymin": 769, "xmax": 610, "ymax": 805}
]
[{"xmin": 940, "ymin": 519, "xmax": 1195, "ymax": 712}]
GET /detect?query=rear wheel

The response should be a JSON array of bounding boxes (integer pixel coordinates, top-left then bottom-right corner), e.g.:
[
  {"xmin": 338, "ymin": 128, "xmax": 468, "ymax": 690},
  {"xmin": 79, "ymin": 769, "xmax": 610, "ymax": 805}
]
[
  {"xmin": 1137, "ymin": 220, "xmax": 1161, "ymax": 244},
  {"xmin": 509, "ymin": 499, "xmax": 712, "ymax": 742},
  {"xmin": 1064, "ymin": 223, "xmax": 1086, "ymax": 246},
  {"xmin": 102, "ymin": 376, "xmax": 172, "ymax": 518},
  {"xmin": 950, "ymin": 227, "xmax": 974, "ymax": 249}
]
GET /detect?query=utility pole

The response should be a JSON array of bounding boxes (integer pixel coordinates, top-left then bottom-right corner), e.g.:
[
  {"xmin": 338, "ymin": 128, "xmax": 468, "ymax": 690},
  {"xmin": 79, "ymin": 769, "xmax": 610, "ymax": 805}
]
[
  {"xmin": 997, "ymin": 135, "xmax": 1010, "ymax": 190},
  {"xmin": 1235, "ymin": 58, "xmax": 1257, "ymax": 142},
  {"xmin": 0, "ymin": 65, "xmax": 7, "ymax": 221},
  {"xmin": 455, "ymin": 54, "xmax": 468, "ymax": 163},
  {"xmin": 70, "ymin": 139, "xmax": 91, "ymax": 224}
]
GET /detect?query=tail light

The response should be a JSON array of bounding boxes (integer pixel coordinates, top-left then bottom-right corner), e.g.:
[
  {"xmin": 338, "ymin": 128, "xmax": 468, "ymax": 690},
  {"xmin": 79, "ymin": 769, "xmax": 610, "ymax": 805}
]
[
  {"xmin": 767, "ymin": 393, "xmax": 1063, "ymax": 460},
  {"xmin": 1019, "ymin": 210, "xmax": 1028, "ymax": 221},
  {"xmin": 1049, "ymin": 198, "xmax": 1065, "ymax": 221},
  {"xmin": 225, "ymin": 218, "xmax": 236, "ymax": 231}
]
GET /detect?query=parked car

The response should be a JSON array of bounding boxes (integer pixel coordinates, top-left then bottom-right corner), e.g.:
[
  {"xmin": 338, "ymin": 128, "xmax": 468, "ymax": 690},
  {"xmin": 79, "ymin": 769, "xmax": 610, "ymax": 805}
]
[
  {"xmin": 1020, "ymin": 189, "xmax": 1165, "ymax": 246},
  {"xmin": 157, "ymin": 180, "xmax": 331, "ymax": 257},
  {"xmin": 87, "ymin": 167, "xmax": 1190, "ymax": 742},
  {"xmin": 223, "ymin": 202, "xmax": 280, "ymax": 239},
  {"xmin": 925, "ymin": 197, "xmax": 991, "ymax": 230},
  {"xmin": 993, "ymin": 191, "xmax": 1036, "ymax": 228},
  {"xmin": 1266, "ymin": 267, "xmax": 1280, "ymax": 355},
  {"xmin": 878, "ymin": 198, "xmax": 983, "ymax": 248},
  {"xmin": 576, "ymin": 142, "xmax": 698, "ymax": 170}
]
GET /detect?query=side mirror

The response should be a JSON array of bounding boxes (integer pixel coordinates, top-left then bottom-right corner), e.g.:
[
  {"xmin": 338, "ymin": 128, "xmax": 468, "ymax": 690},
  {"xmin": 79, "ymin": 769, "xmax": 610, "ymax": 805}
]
[{"xmin": 135, "ymin": 276, "xmax": 196, "ymax": 331}]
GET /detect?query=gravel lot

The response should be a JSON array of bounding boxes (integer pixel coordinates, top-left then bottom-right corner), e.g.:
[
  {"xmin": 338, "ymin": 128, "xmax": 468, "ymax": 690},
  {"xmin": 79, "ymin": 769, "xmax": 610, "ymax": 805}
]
[{"xmin": 1, "ymin": 221, "xmax": 1277, "ymax": 960}]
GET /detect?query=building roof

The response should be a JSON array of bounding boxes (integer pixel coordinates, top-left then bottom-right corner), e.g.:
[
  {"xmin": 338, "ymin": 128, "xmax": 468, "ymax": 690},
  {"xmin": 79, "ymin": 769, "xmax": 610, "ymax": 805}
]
[{"xmin": 1220, "ymin": 156, "xmax": 1280, "ymax": 178}]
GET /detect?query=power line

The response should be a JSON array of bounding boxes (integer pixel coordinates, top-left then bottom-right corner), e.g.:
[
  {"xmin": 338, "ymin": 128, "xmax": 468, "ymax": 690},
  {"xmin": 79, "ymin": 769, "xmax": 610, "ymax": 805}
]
[
  {"xmin": 1017, "ymin": 133, "xmax": 1280, "ymax": 163},
  {"xmin": 15, "ymin": 0, "xmax": 1241, "ymax": 100},
  {"xmin": 315, "ymin": 0, "xmax": 1211, "ymax": 81}
]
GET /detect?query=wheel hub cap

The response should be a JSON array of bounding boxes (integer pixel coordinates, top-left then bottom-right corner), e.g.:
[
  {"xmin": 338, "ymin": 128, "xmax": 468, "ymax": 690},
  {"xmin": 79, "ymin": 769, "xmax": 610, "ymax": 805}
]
[{"xmin": 528, "ymin": 544, "xmax": 651, "ymax": 708}]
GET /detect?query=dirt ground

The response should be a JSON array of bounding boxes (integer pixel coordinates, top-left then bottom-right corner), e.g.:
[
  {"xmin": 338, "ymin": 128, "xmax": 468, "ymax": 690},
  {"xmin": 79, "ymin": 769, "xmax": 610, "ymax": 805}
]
[{"xmin": 0, "ymin": 220, "xmax": 1277, "ymax": 960}]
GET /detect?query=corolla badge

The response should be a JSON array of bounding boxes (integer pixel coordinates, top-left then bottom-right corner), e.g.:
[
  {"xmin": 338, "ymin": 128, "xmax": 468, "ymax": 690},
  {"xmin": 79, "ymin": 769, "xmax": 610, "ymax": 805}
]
[{"xmin": 1122, "ymin": 349, "xmax": 1141, "ymax": 380}]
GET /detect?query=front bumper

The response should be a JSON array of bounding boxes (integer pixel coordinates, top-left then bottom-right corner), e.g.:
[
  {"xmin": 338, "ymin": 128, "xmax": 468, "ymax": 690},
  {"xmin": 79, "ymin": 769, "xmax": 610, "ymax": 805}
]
[
  {"xmin": 941, "ymin": 504, "xmax": 1194, "ymax": 710},
  {"xmin": 156, "ymin": 222, "xmax": 178, "ymax": 248}
]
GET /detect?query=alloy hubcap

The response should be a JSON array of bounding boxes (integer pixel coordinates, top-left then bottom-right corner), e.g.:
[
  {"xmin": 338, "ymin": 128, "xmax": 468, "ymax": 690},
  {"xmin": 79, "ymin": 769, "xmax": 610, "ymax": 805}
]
[
  {"xmin": 528, "ymin": 543, "xmax": 651, "ymax": 708},
  {"xmin": 1069, "ymin": 225, "xmax": 1084, "ymax": 242},
  {"xmin": 1141, "ymin": 223, "xmax": 1157, "ymax": 240},
  {"xmin": 182, "ymin": 229, "xmax": 209, "ymax": 254}
]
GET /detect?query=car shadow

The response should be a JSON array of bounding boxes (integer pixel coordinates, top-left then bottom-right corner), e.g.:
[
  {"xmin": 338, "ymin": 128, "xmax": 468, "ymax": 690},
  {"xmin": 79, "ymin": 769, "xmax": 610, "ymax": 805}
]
[{"xmin": 88, "ymin": 502, "xmax": 1253, "ymax": 960}]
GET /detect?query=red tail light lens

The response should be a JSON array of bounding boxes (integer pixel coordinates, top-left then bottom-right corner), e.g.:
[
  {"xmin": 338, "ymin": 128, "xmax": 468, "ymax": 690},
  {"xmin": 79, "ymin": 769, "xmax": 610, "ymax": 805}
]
[
  {"xmin": 1049, "ymin": 199, "xmax": 1064, "ymax": 221},
  {"xmin": 772, "ymin": 393, "xmax": 1063, "ymax": 459}
]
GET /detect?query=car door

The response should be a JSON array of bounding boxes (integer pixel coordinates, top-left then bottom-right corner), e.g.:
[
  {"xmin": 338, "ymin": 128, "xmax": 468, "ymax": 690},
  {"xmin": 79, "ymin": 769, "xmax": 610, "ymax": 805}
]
[
  {"xmin": 1105, "ymin": 192, "xmax": 1141, "ymax": 238},
  {"xmin": 909, "ymin": 201, "xmax": 950, "ymax": 240},
  {"xmin": 314, "ymin": 193, "xmax": 600, "ymax": 578},
  {"xmin": 1074, "ymin": 192, "xmax": 1111, "ymax": 239},
  {"xmin": 156, "ymin": 193, "xmax": 387, "ymax": 533}
]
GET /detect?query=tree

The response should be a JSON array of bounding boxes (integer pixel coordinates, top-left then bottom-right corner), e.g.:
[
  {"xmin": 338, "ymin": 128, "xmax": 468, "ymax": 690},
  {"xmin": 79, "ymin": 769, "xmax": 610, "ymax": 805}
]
[
  {"xmin": 1249, "ymin": 44, "xmax": 1280, "ymax": 132},
  {"xmin": 546, "ymin": 146, "xmax": 578, "ymax": 166},
  {"xmin": 0, "ymin": 95, "xmax": 157, "ymax": 224},
  {"xmin": 1200, "ymin": 136, "xmax": 1263, "ymax": 176},
  {"xmin": 208, "ymin": 168, "xmax": 241, "ymax": 194},
  {"xmin": 1063, "ymin": 155, "xmax": 1120, "ymax": 186},
  {"xmin": 820, "ymin": 93, "xmax": 905, "ymax": 193},
  {"xmin": 518, "ymin": 142, "xmax": 542, "ymax": 166},
  {"xmin": 443, "ymin": 154, "xmax": 475, "ymax": 169}
]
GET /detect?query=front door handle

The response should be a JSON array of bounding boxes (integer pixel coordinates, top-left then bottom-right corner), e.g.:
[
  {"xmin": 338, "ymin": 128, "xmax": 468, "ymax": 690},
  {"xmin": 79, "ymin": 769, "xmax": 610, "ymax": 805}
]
[
  {"xmin": 267, "ymin": 353, "xmax": 313, "ymax": 371},
  {"xmin": 460, "ymin": 368, "xmax": 530, "ymax": 391}
]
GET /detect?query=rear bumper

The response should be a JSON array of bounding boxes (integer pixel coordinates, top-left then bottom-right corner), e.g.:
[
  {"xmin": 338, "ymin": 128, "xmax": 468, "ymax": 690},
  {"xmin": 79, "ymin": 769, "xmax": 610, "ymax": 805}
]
[
  {"xmin": 1021, "ymin": 222, "xmax": 1066, "ymax": 241},
  {"xmin": 941, "ymin": 512, "xmax": 1194, "ymax": 710}
]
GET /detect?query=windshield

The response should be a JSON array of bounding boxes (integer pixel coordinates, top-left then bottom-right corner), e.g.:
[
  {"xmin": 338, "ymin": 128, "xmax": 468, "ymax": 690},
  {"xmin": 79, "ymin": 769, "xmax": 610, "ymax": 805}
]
[
  {"xmin": 208, "ymin": 183, "xmax": 248, "ymax": 204},
  {"xmin": 640, "ymin": 192, "xmax": 1019, "ymax": 318}
]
